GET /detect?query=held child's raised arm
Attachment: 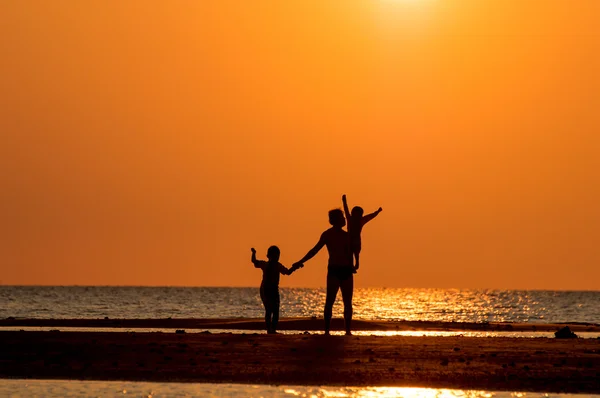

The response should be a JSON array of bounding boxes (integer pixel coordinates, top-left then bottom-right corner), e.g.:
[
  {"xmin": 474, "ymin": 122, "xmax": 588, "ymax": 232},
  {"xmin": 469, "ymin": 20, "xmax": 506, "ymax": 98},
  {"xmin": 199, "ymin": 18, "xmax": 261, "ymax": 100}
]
[{"xmin": 361, "ymin": 207, "xmax": 382, "ymax": 226}]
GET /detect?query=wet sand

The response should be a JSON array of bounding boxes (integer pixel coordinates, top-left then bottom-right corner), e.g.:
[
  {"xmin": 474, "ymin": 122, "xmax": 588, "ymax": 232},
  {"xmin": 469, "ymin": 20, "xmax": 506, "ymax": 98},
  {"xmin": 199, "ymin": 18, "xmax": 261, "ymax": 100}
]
[
  {"xmin": 2, "ymin": 317, "xmax": 600, "ymax": 333},
  {"xmin": 1, "ymin": 327, "xmax": 600, "ymax": 393}
]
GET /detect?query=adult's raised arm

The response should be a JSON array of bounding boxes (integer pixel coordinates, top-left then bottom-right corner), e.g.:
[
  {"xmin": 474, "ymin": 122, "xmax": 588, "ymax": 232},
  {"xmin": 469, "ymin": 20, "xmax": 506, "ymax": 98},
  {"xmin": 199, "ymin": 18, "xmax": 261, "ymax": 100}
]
[{"xmin": 342, "ymin": 195, "xmax": 351, "ymax": 222}]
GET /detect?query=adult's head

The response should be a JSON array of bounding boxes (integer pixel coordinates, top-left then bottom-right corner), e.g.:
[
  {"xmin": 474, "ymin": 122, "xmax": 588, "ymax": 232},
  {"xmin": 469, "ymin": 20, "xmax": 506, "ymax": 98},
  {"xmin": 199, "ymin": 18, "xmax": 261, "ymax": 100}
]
[
  {"xmin": 328, "ymin": 209, "xmax": 346, "ymax": 228},
  {"xmin": 267, "ymin": 245, "xmax": 281, "ymax": 262}
]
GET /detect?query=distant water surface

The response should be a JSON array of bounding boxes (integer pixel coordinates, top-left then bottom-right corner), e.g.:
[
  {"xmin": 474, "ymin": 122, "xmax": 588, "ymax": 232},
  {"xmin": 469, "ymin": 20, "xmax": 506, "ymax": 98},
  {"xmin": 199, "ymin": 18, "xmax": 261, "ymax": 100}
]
[
  {"xmin": 1, "ymin": 286, "xmax": 599, "ymax": 324},
  {"xmin": 2, "ymin": 379, "xmax": 599, "ymax": 398}
]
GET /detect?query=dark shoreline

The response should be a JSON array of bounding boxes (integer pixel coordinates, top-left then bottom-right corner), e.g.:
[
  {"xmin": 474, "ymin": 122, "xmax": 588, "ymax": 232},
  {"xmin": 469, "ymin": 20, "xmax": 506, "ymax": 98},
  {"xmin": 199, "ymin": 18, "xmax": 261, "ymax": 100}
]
[
  {"xmin": 1, "ymin": 328, "xmax": 600, "ymax": 393},
  {"xmin": 2, "ymin": 317, "xmax": 600, "ymax": 333}
]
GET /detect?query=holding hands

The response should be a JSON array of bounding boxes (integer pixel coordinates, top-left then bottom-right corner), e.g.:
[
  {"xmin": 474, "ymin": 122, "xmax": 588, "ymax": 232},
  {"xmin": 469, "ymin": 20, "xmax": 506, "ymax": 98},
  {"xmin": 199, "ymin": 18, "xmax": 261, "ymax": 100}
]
[
  {"xmin": 251, "ymin": 248, "xmax": 256, "ymax": 254},
  {"xmin": 290, "ymin": 262, "xmax": 304, "ymax": 273}
]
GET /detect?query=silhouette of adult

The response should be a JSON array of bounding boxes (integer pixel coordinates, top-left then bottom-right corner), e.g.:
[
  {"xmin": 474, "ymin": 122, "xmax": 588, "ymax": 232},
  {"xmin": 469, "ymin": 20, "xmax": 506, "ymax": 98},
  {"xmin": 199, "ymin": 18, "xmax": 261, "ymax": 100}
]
[{"xmin": 293, "ymin": 209, "xmax": 354, "ymax": 335}]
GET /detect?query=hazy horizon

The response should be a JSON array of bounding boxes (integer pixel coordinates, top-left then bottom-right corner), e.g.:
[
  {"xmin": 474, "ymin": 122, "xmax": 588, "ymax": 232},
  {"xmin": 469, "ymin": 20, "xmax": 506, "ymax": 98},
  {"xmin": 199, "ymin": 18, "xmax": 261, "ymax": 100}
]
[{"xmin": 2, "ymin": 1, "xmax": 599, "ymax": 290}]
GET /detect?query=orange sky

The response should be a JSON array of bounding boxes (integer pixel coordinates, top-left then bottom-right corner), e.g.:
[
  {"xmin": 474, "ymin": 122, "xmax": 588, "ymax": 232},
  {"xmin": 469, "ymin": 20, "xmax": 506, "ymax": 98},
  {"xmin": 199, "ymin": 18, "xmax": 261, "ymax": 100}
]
[{"xmin": 1, "ymin": 1, "xmax": 599, "ymax": 289}]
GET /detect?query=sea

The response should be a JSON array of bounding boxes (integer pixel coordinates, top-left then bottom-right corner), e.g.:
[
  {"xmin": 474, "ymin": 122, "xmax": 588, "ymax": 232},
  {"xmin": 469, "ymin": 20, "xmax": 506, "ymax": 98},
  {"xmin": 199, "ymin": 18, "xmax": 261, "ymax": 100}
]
[
  {"xmin": 1, "ymin": 286, "xmax": 599, "ymax": 324},
  {"xmin": 2, "ymin": 287, "xmax": 600, "ymax": 397}
]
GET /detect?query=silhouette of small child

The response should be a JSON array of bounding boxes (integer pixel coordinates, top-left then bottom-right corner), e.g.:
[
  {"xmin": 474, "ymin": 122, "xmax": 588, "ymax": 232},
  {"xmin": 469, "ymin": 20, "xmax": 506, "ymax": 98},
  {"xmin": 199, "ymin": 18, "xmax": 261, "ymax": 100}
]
[
  {"xmin": 251, "ymin": 246, "xmax": 302, "ymax": 334},
  {"xmin": 342, "ymin": 194, "xmax": 382, "ymax": 272}
]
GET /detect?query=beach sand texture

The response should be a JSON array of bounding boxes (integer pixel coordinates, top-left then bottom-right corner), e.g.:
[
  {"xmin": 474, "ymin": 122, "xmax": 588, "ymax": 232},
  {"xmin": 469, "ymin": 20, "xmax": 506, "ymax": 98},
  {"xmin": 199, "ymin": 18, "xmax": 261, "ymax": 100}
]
[
  {"xmin": 2, "ymin": 317, "xmax": 600, "ymax": 332},
  {"xmin": 1, "ymin": 319, "xmax": 600, "ymax": 393}
]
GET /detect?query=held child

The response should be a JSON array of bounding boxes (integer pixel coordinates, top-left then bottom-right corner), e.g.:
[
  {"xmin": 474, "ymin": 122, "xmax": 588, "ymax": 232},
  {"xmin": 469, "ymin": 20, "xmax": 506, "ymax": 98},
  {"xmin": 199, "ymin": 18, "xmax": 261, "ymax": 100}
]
[
  {"xmin": 342, "ymin": 194, "xmax": 382, "ymax": 272},
  {"xmin": 251, "ymin": 246, "xmax": 302, "ymax": 334}
]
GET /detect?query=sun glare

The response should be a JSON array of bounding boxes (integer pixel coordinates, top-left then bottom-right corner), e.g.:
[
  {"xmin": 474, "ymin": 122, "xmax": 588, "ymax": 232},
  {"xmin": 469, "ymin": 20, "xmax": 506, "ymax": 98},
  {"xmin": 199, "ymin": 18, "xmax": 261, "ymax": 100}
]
[
  {"xmin": 314, "ymin": 387, "xmax": 494, "ymax": 398},
  {"xmin": 374, "ymin": 0, "xmax": 438, "ymax": 34}
]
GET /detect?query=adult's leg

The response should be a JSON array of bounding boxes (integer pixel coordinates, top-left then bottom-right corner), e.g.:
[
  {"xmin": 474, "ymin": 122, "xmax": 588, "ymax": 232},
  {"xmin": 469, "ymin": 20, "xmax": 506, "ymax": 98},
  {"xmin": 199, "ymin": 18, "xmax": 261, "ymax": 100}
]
[
  {"xmin": 324, "ymin": 272, "xmax": 341, "ymax": 335},
  {"xmin": 340, "ymin": 274, "xmax": 354, "ymax": 335},
  {"xmin": 265, "ymin": 309, "xmax": 273, "ymax": 333}
]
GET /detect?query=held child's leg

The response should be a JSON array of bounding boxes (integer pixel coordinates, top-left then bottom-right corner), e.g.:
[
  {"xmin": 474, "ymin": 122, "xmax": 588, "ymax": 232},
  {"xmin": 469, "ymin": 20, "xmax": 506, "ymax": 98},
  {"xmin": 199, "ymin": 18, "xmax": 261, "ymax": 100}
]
[
  {"xmin": 352, "ymin": 240, "xmax": 361, "ymax": 271},
  {"xmin": 353, "ymin": 251, "xmax": 360, "ymax": 271}
]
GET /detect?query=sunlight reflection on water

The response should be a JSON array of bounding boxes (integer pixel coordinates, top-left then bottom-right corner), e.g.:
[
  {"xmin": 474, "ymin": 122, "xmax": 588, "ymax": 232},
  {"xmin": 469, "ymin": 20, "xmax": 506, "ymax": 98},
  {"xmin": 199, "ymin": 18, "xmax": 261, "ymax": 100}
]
[{"xmin": 2, "ymin": 380, "xmax": 597, "ymax": 398}]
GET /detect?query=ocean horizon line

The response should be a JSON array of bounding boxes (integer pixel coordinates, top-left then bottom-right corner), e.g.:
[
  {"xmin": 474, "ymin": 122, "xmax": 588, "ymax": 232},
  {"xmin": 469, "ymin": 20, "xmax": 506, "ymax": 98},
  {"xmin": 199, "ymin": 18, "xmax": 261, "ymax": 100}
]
[{"xmin": 2, "ymin": 284, "xmax": 599, "ymax": 292}]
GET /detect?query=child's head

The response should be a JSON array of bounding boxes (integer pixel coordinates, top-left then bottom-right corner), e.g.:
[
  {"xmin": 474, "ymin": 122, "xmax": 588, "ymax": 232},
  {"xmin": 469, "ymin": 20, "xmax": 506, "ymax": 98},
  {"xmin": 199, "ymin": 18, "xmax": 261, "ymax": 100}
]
[
  {"xmin": 267, "ymin": 245, "xmax": 280, "ymax": 262},
  {"xmin": 328, "ymin": 208, "xmax": 346, "ymax": 227},
  {"xmin": 351, "ymin": 206, "xmax": 364, "ymax": 218}
]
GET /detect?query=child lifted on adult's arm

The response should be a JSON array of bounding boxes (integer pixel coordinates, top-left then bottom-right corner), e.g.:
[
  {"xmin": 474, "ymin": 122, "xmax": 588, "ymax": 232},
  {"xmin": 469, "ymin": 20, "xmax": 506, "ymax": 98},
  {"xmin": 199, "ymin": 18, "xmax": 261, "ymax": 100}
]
[{"xmin": 342, "ymin": 194, "xmax": 382, "ymax": 271}]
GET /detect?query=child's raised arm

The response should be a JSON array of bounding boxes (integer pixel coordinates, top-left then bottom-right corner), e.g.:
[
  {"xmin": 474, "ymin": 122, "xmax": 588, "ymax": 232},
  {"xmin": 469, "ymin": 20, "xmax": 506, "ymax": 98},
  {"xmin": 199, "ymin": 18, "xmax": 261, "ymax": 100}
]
[
  {"xmin": 251, "ymin": 248, "xmax": 261, "ymax": 268},
  {"xmin": 362, "ymin": 207, "xmax": 383, "ymax": 226},
  {"xmin": 342, "ymin": 194, "xmax": 351, "ymax": 222},
  {"xmin": 252, "ymin": 248, "xmax": 269, "ymax": 269}
]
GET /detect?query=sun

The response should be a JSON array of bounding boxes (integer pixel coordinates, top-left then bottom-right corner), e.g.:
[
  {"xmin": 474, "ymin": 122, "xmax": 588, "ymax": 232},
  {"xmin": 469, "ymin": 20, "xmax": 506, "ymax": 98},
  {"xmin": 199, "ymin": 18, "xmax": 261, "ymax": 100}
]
[
  {"xmin": 377, "ymin": 0, "xmax": 436, "ymax": 12},
  {"xmin": 381, "ymin": 0, "xmax": 427, "ymax": 3}
]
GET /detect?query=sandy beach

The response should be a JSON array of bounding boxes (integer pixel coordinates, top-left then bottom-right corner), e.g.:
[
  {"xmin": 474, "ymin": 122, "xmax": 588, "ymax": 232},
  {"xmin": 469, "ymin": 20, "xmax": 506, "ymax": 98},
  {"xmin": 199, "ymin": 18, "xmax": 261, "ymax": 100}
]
[
  {"xmin": 1, "ymin": 319, "xmax": 600, "ymax": 393},
  {"xmin": 3, "ymin": 317, "xmax": 600, "ymax": 333}
]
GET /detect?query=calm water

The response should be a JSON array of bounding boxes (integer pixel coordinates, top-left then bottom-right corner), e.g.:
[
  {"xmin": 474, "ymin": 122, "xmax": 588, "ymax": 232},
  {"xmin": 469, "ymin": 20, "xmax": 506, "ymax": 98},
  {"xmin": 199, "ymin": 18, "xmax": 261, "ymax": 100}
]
[
  {"xmin": 2, "ymin": 286, "xmax": 599, "ymax": 324},
  {"xmin": 2, "ymin": 380, "xmax": 599, "ymax": 398}
]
